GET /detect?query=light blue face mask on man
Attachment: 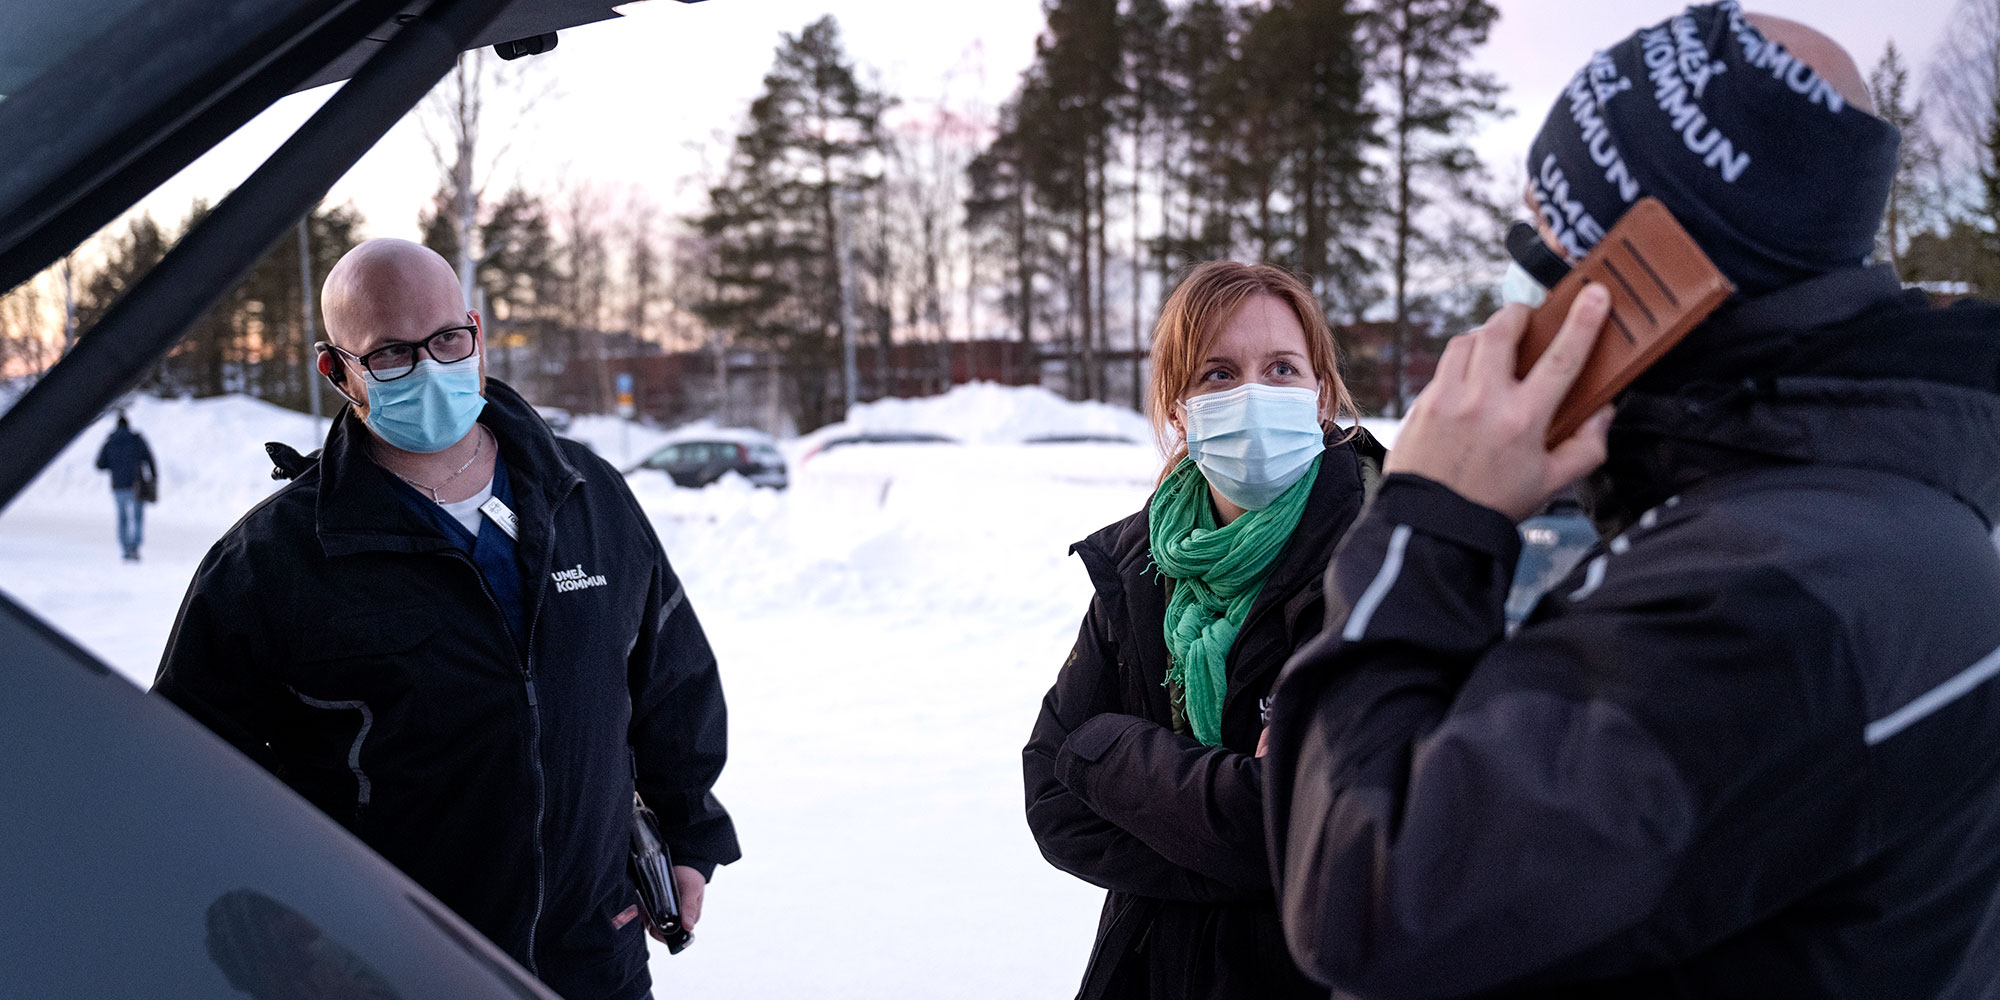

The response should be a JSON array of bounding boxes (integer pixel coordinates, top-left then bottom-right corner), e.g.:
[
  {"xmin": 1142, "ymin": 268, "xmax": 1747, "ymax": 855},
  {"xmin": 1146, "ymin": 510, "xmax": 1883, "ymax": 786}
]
[
  {"xmin": 363, "ymin": 353, "xmax": 486, "ymax": 454},
  {"xmin": 1182, "ymin": 382, "xmax": 1325, "ymax": 510}
]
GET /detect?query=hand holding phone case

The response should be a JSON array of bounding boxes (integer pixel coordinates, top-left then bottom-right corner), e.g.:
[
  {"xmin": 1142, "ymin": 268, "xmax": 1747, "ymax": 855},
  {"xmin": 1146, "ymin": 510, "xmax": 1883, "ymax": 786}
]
[
  {"xmin": 630, "ymin": 793, "xmax": 693, "ymax": 954},
  {"xmin": 1514, "ymin": 197, "xmax": 1734, "ymax": 446}
]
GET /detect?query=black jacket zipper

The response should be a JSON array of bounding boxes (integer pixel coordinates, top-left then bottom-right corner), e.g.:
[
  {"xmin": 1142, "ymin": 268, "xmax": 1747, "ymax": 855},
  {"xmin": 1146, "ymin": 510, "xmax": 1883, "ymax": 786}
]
[{"xmin": 446, "ymin": 545, "xmax": 548, "ymax": 977}]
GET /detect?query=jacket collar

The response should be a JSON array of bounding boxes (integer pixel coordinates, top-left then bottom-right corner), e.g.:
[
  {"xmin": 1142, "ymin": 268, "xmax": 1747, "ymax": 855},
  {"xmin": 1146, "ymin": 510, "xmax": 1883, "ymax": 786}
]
[
  {"xmin": 1629, "ymin": 264, "xmax": 1908, "ymax": 396},
  {"xmin": 314, "ymin": 378, "xmax": 582, "ymax": 558},
  {"xmin": 1590, "ymin": 267, "xmax": 2000, "ymax": 532}
]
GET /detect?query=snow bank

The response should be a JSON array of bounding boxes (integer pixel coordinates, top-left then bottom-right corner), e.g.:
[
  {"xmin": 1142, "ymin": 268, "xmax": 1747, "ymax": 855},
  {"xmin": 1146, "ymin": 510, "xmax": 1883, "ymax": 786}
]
[
  {"xmin": 1359, "ymin": 416, "xmax": 1402, "ymax": 448},
  {"xmin": 559, "ymin": 413, "xmax": 675, "ymax": 469},
  {"xmin": 4, "ymin": 394, "xmax": 695, "ymax": 517},
  {"xmin": 2, "ymin": 382, "xmax": 1153, "ymax": 999},
  {"xmin": 0, "ymin": 382, "xmax": 1400, "ymax": 999},
  {"xmin": 800, "ymin": 381, "xmax": 1156, "ymax": 450},
  {"xmin": 7, "ymin": 394, "xmax": 325, "ymax": 520},
  {"xmin": 800, "ymin": 380, "xmax": 1400, "ymax": 455}
]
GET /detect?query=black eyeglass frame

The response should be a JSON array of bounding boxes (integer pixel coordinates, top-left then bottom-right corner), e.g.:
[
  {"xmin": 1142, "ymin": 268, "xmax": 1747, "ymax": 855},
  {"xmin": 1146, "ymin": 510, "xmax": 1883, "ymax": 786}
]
[{"xmin": 318, "ymin": 319, "xmax": 479, "ymax": 383}]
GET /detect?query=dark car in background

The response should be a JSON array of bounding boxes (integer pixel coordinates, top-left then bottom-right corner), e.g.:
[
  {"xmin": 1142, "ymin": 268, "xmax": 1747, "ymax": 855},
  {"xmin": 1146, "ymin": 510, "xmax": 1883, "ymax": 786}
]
[
  {"xmin": 1507, "ymin": 498, "xmax": 1600, "ymax": 628},
  {"xmin": 0, "ymin": 0, "xmax": 703, "ymax": 994},
  {"xmin": 632, "ymin": 433, "xmax": 788, "ymax": 489}
]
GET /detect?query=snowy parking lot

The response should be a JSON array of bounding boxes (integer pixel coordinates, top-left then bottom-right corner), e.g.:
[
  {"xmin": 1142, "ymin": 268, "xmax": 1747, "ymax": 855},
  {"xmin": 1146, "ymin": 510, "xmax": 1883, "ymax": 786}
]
[{"xmin": 2, "ymin": 384, "xmax": 1312, "ymax": 998}]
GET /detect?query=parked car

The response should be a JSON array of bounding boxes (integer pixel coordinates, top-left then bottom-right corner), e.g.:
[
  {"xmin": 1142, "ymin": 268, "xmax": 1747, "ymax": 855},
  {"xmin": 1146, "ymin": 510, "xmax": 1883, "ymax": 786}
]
[
  {"xmin": 799, "ymin": 430, "xmax": 961, "ymax": 464},
  {"xmin": 632, "ymin": 432, "xmax": 788, "ymax": 489},
  {"xmin": 1507, "ymin": 497, "xmax": 1600, "ymax": 627},
  {"xmin": 0, "ymin": 0, "xmax": 698, "ymax": 994},
  {"xmin": 533, "ymin": 405, "xmax": 574, "ymax": 434}
]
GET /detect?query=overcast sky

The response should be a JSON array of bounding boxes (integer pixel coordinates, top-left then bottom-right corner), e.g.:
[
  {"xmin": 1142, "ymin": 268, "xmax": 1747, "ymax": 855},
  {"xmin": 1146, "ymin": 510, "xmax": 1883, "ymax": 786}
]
[{"xmin": 130, "ymin": 0, "xmax": 1965, "ymax": 244}]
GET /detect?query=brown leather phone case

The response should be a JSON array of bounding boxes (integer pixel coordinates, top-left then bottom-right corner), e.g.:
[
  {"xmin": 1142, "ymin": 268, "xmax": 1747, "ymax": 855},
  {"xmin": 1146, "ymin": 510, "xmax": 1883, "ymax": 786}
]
[{"xmin": 1514, "ymin": 196, "xmax": 1734, "ymax": 446}]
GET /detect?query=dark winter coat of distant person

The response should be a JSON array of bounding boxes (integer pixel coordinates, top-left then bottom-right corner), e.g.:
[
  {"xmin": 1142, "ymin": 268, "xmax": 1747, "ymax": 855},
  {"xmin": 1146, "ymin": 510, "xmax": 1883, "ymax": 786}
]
[
  {"xmin": 1263, "ymin": 5, "xmax": 2000, "ymax": 998},
  {"xmin": 155, "ymin": 239, "xmax": 739, "ymax": 1000},
  {"xmin": 1024, "ymin": 262, "xmax": 1384, "ymax": 1000},
  {"xmin": 96, "ymin": 411, "xmax": 155, "ymax": 561}
]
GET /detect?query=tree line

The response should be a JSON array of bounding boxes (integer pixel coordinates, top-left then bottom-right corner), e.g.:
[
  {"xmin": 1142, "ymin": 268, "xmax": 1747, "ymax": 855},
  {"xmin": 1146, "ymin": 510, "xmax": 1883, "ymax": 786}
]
[
  {"xmin": 1870, "ymin": 1, "xmax": 2000, "ymax": 294},
  {"xmin": 9, "ymin": 0, "xmax": 2000, "ymax": 430},
  {"xmin": 692, "ymin": 0, "xmax": 1505, "ymax": 422}
]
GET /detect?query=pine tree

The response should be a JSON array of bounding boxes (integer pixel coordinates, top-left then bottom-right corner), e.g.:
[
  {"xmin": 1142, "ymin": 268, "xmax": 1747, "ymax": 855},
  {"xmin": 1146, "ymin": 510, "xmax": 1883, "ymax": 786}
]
[
  {"xmin": 76, "ymin": 215, "xmax": 172, "ymax": 394},
  {"xmin": 75, "ymin": 215, "xmax": 169, "ymax": 334},
  {"xmin": 966, "ymin": 101, "xmax": 1045, "ymax": 383},
  {"xmin": 1027, "ymin": 0, "xmax": 1126, "ymax": 401},
  {"xmin": 1367, "ymin": 0, "xmax": 1504, "ymax": 415},
  {"xmin": 476, "ymin": 187, "xmax": 560, "ymax": 387},
  {"xmin": 692, "ymin": 16, "xmax": 890, "ymax": 431},
  {"xmin": 1163, "ymin": 0, "xmax": 1240, "ymax": 268},
  {"xmin": 1123, "ymin": 0, "xmax": 1172, "ymax": 407}
]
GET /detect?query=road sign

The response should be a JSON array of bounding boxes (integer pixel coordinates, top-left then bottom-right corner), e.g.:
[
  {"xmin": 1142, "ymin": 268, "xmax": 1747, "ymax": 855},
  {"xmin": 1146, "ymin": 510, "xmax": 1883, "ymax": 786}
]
[{"xmin": 615, "ymin": 372, "xmax": 636, "ymax": 419}]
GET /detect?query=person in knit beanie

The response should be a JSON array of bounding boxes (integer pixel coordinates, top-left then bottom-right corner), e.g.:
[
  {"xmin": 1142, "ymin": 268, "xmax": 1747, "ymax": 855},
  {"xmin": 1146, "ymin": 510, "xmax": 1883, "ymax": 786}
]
[
  {"xmin": 1516, "ymin": 2, "xmax": 1896, "ymax": 296},
  {"xmin": 1264, "ymin": 5, "xmax": 2000, "ymax": 998}
]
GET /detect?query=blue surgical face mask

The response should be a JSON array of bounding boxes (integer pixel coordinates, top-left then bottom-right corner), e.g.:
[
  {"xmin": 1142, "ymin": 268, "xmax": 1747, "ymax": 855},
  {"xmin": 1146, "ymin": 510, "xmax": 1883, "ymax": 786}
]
[
  {"xmin": 1182, "ymin": 383, "xmax": 1325, "ymax": 510},
  {"xmin": 362, "ymin": 353, "xmax": 486, "ymax": 454}
]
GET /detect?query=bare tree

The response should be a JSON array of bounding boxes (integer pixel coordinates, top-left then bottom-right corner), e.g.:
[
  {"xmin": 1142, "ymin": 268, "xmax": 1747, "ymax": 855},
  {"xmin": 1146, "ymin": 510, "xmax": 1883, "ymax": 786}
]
[
  {"xmin": 1872, "ymin": 41, "xmax": 1943, "ymax": 272},
  {"xmin": 1928, "ymin": 0, "xmax": 2000, "ymax": 227},
  {"xmin": 883, "ymin": 75, "xmax": 983, "ymax": 396},
  {"xmin": 624, "ymin": 191, "xmax": 663, "ymax": 347},
  {"xmin": 419, "ymin": 50, "xmax": 551, "ymax": 308},
  {"xmin": 557, "ymin": 181, "xmax": 615, "ymax": 413},
  {"xmin": 0, "ymin": 268, "xmax": 60, "ymax": 384}
]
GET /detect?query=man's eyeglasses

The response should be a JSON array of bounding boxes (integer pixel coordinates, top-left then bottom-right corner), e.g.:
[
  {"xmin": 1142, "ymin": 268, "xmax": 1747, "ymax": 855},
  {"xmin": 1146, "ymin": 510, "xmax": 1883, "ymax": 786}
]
[{"xmin": 321, "ymin": 322, "xmax": 478, "ymax": 382}]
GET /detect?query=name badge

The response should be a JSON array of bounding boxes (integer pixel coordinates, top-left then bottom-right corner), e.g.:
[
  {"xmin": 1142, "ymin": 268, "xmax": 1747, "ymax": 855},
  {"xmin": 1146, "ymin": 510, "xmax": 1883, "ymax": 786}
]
[{"xmin": 478, "ymin": 496, "xmax": 520, "ymax": 541}]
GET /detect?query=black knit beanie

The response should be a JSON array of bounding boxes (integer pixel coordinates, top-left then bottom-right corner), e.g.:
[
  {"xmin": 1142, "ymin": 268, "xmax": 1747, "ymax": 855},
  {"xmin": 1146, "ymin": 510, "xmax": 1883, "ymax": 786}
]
[{"xmin": 1525, "ymin": 1, "xmax": 1900, "ymax": 295}]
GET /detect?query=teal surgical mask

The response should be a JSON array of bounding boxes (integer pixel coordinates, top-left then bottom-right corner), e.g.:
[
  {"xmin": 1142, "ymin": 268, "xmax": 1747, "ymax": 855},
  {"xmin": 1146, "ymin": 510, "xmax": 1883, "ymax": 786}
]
[
  {"xmin": 363, "ymin": 353, "xmax": 486, "ymax": 454},
  {"xmin": 1182, "ymin": 383, "xmax": 1325, "ymax": 510}
]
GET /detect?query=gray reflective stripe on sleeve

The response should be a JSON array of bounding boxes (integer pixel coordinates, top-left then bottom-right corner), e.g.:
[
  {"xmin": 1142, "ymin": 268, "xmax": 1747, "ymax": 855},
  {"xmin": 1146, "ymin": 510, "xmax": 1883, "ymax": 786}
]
[
  {"xmin": 1865, "ymin": 644, "xmax": 2000, "ymax": 746},
  {"xmin": 654, "ymin": 583, "xmax": 687, "ymax": 635},
  {"xmin": 1342, "ymin": 524, "xmax": 1413, "ymax": 641},
  {"xmin": 288, "ymin": 689, "xmax": 374, "ymax": 806}
]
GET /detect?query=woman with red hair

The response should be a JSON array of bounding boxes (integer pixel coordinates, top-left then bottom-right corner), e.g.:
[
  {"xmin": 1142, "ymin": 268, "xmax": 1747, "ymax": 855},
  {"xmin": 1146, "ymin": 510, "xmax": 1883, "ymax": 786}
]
[{"xmin": 1023, "ymin": 261, "xmax": 1383, "ymax": 1000}]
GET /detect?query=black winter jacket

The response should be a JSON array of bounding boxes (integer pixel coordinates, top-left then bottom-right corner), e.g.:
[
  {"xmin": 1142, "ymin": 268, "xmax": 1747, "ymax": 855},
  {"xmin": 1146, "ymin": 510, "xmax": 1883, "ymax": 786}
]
[
  {"xmin": 1265, "ymin": 266, "xmax": 2000, "ymax": 1000},
  {"xmin": 1025, "ymin": 435, "xmax": 1379, "ymax": 1000},
  {"xmin": 155, "ymin": 379, "xmax": 740, "ymax": 1000},
  {"xmin": 96, "ymin": 425, "xmax": 155, "ymax": 490}
]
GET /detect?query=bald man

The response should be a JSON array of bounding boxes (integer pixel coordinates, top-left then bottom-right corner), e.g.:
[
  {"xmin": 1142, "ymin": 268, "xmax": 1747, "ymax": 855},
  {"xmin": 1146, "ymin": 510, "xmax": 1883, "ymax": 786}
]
[
  {"xmin": 1264, "ymin": 3, "xmax": 2000, "ymax": 998},
  {"xmin": 155, "ymin": 239, "xmax": 739, "ymax": 1000}
]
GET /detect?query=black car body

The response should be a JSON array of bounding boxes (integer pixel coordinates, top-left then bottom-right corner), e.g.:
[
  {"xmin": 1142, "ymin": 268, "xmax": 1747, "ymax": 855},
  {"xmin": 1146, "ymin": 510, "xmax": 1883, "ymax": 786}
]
[
  {"xmin": 0, "ymin": 0, "xmax": 706, "ymax": 994},
  {"xmin": 634, "ymin": 434, "xmax": 788, "ymax": 489}
]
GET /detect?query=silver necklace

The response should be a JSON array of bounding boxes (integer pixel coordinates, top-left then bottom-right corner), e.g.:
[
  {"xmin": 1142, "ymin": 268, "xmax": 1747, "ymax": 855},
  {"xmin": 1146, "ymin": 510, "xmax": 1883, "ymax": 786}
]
[{"xmin": 393, "ymin": 425, "xmax": 486, "ymax": 502}]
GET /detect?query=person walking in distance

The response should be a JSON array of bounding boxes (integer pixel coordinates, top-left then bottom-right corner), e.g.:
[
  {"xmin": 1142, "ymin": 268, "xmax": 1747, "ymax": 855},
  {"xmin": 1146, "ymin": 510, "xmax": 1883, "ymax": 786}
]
[{"xmin": 95, "ymin": 410, "xmax": 156, "ymax": 562}]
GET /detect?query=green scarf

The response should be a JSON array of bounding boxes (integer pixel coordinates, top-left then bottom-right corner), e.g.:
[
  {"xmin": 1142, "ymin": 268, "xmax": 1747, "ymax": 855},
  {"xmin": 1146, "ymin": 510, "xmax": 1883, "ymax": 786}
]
[{"xmin": 1148, "ymin": 454, "xmax": 1320, "ymax": 747}]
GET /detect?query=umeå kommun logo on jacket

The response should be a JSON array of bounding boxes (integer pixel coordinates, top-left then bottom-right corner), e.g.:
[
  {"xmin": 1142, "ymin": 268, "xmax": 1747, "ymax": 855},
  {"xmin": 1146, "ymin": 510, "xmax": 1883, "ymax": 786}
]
[{"xmin": 551, "ymin": 563, "xmax": 609, "ymax": 593}]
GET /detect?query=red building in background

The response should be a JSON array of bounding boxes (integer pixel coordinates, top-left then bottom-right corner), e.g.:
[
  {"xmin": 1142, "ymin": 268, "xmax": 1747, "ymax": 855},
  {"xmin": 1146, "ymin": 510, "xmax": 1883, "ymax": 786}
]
[{"xmin": 545, "ymin": 319, "xmax": 1442, "ymax": 433}]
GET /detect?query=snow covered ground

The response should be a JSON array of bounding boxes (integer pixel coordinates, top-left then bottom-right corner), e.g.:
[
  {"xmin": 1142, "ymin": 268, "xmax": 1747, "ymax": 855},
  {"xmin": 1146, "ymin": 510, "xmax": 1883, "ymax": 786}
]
[{"xmin": 0, "ymin": 384, "xmax": 1394, "ymax": 998}]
